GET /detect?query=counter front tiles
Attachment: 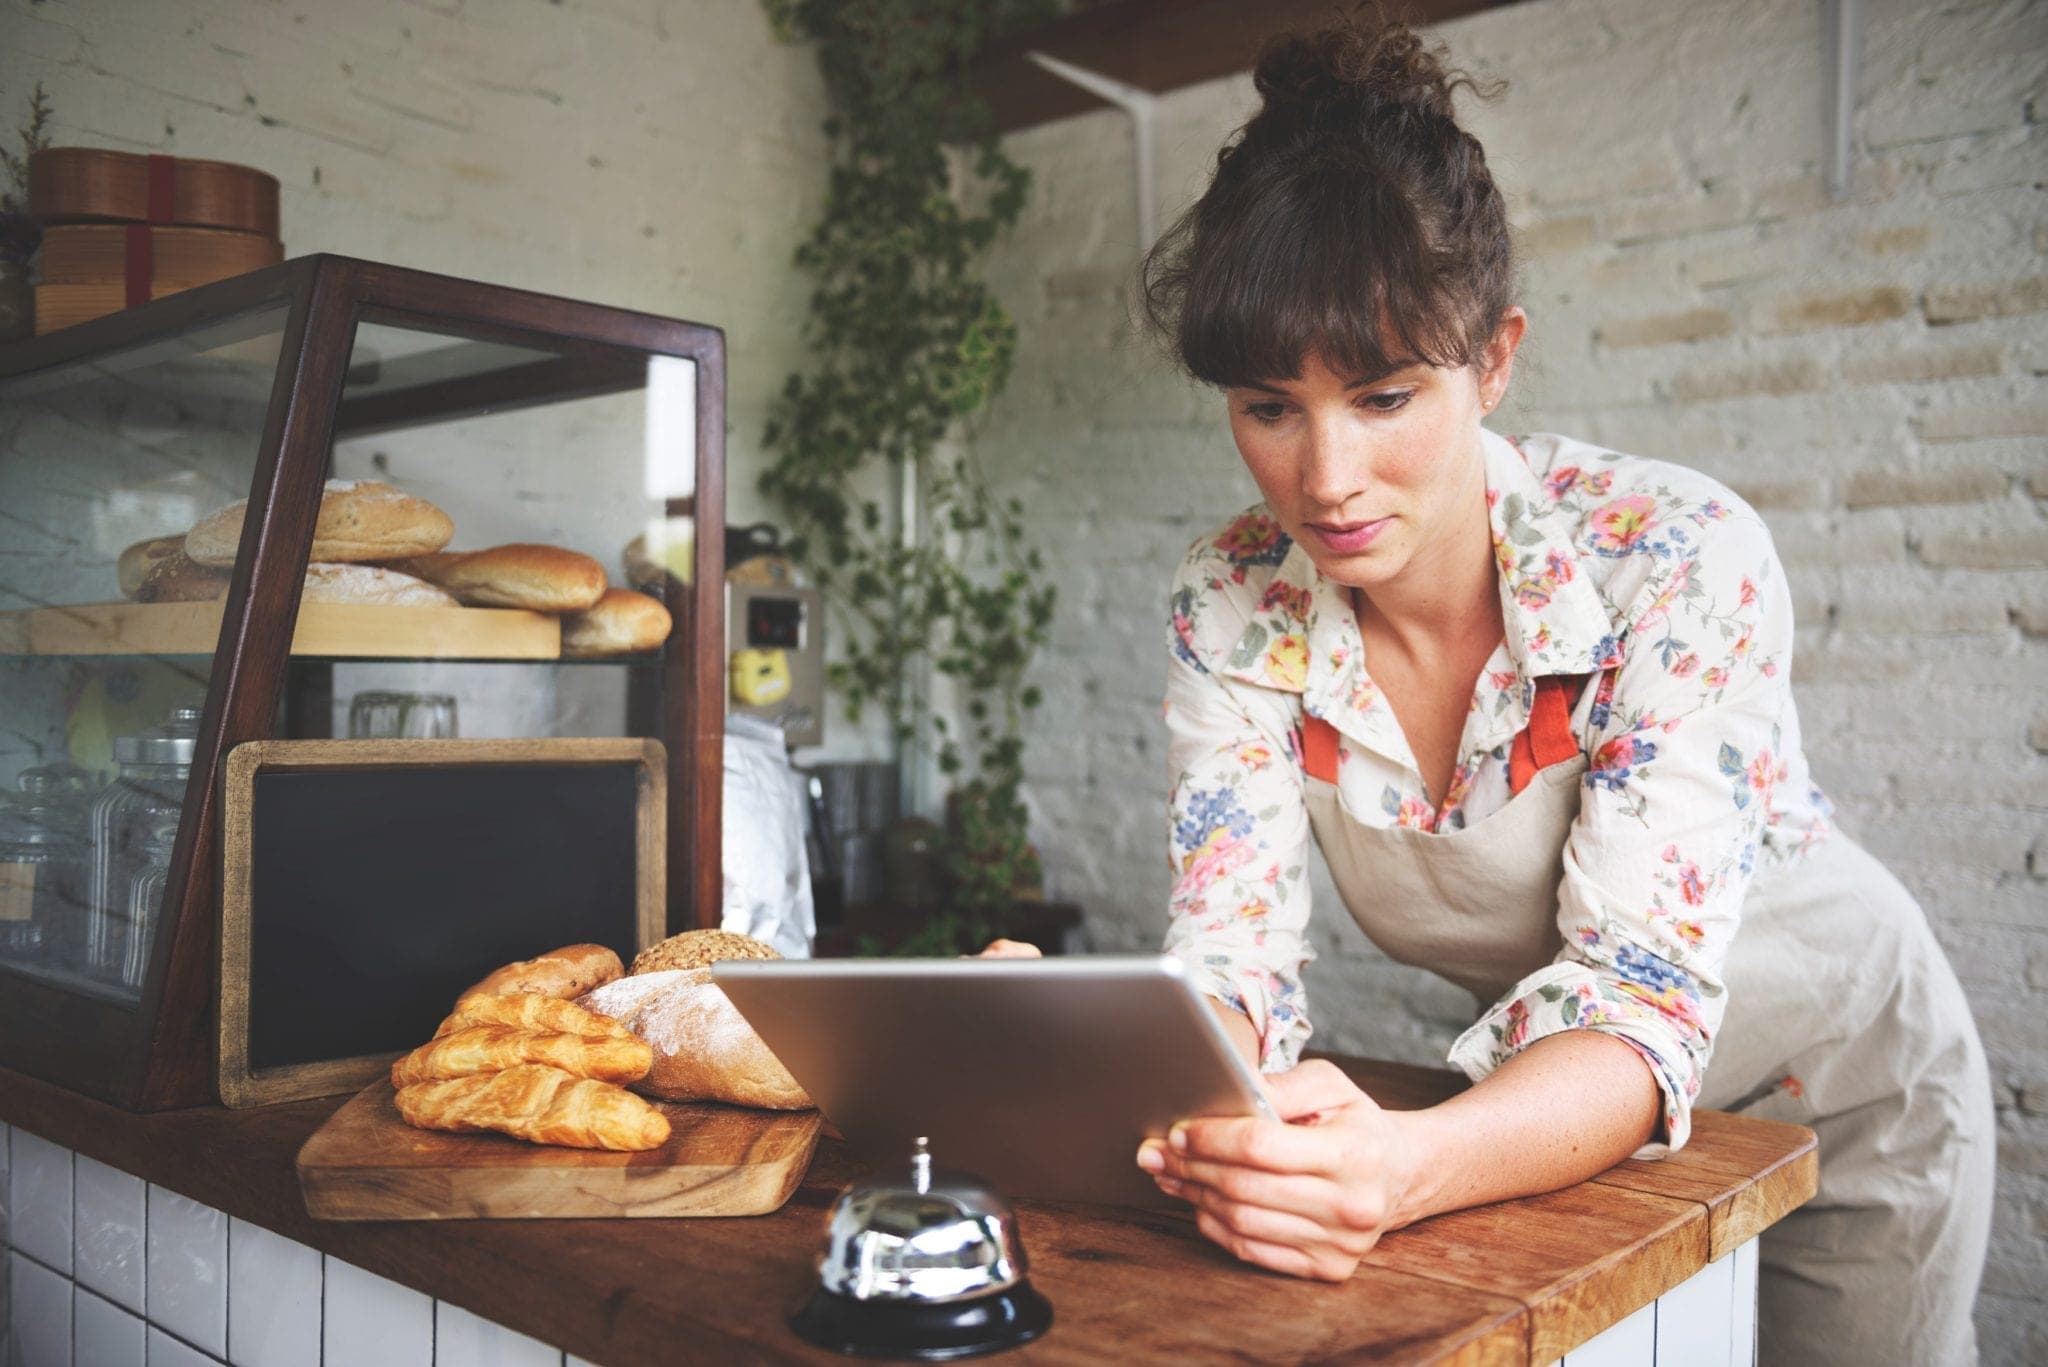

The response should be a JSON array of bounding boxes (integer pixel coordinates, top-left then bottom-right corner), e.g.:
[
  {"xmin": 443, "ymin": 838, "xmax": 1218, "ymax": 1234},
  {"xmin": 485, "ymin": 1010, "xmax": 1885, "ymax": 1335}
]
[
  {"xmin": 323, "ymin": 1255, "xmax": 435, "ymax": 1367},
  {"xmin": 225, "ymin": 1217, "xmax": 320, "ymax": 1367},
  {"xmin": 10, "ymin": 1128, "xmax": 71, "ymax": 1275},
  {"xmin": 146, "ymin": 1185, "xmax": 228, "ymax": 1358},
  {"xmin": 75, "ymin": 1286, "xmax": 146, "ymax": 1367},
  {"xmin": 75, "ymin": 1154, "xmax": 147, "ymax": 1313},
  {"xmin": 9, "ymin": 1249, "xmax": 72, "ymax": 1367}
]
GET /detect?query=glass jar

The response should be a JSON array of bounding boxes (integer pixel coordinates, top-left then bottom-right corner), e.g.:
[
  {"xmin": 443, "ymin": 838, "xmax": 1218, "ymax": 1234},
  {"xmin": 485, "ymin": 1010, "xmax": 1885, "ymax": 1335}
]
[
  {"xmin": 0, "ymin": 767, "xmax": 94, "ymax": 964},
  {"xmin": 86, "ymin": 704, "xmax": 199, "ymax": 995}
]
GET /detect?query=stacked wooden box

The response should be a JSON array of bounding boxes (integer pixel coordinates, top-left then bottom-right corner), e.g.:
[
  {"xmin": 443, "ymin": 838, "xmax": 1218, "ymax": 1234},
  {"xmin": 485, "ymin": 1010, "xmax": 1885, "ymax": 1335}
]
[{"xmin": 29, "ymin": 148, "xmax": 282, "ymax": 334}]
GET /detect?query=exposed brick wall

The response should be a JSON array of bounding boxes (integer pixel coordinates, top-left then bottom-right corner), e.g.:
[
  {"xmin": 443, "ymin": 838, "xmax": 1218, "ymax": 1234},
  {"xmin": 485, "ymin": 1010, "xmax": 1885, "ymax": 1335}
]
[
  {"xmin": 973, "ymin": 0, "xmax": 2046, "ymax": 1356},
  {"xmin": 1, "ymin": 0, "xmax": 830, "ymax": 528}
]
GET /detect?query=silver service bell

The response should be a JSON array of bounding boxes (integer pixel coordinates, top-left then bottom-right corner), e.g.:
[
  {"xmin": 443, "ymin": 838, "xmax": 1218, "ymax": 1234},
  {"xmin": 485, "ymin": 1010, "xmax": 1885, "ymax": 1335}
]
[{"xmin": 790, "ymin": 1137, "xmax": 1052, "ymax": 1359}]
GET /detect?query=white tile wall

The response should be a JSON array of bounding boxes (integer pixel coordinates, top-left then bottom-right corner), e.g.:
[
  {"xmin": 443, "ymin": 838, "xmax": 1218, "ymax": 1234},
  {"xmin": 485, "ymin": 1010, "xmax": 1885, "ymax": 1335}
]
[
  {"xmin": 8, "ymin": 1132, "xmax": 72, "ymax": 1276},
  {"xmin": 225, "ymin": 1218, "xmax": 320, "ymax": 1367},
  {"xmin": 75, "ymin": 1156, "xmax": 147, "ymax": 1313},
  {"xmin": 145, "ymin": 1187, "xmax": 227, "ymax": 1359},
  {"xmin": 434, "ymin": 1301, "xmax": 560, "ymax": 1367},
  {"xmin": 2, "ymin": 1123, "xmax": 12, "ymax": 1252},
  {"xmin": 1654, "ymin": 1249, "xmax": 1736, "ymax": 1367},
  {"xmin": 322, "ymin": 1257, "xmax": 433, "ymax": 1367},
  {"xmin": 9, "ymin": 1250, "xmax": 73, "ymax": 1367},
  {"xmin": 74, "ymin": 1287, "xmax": 146, "ymax": 1367},
  {"xmin": 146, "ymin": 1326, "xmax": 220, "ymax": 1367},
  {"xmin": 1562, "ymin": 1298, "xmax": 1657, "ymax": 1366}
]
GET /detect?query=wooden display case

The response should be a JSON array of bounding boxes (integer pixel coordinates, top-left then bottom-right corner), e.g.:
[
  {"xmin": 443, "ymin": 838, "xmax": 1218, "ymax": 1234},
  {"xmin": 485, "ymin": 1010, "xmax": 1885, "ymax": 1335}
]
[{"xmin": 0, "ymin": 255, "xmax": 727, "ymax": 1110}]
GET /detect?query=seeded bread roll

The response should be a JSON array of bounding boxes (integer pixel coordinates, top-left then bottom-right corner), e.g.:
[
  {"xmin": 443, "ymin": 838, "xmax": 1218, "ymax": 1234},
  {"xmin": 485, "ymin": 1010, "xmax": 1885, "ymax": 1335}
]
[
  {"xmin": 386, "ymin": 544, "xmax": 607, "ymax": 613},
  {"xmin": 118, "ymin": 535, "xmax": 187, "ymax": 598},
  {"xmin": 629, "ymin": 929, "xmax": 780, "ymax": 976},
  {"xmin": 134, "ymin": 550, "xmax": 232, "ymax": 603},
  {"xmin": 578, "ymin": 968, "xmax": 813, "ymax": 1110},
  {"xmin": 561, "ymin": 588, "xmax": 671, "ymax": 658},
  {"xmin": 185, "ymin": 479, "xmax": 454, "ymax": 566}
]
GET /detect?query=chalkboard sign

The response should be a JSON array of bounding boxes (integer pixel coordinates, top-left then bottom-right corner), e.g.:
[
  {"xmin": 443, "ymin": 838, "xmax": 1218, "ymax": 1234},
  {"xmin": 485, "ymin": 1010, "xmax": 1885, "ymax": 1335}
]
[{"xmin": 217, "ymin": 739, "xmax": 665, "ymax": 1108}]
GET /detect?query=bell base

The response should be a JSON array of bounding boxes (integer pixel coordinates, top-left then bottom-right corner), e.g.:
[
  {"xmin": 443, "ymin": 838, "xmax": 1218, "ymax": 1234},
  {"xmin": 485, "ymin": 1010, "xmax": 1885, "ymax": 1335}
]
[{"xmin": 790, "ymin": 1284, "xmax": 1053, "ymax": 1360}]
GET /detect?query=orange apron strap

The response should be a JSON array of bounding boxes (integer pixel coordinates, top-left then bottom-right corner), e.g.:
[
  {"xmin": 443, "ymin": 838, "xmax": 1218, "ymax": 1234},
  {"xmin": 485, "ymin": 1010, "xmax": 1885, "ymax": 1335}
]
[
  {"xmin": 1301, "ymin": 714, "xmax": 1341, "ymax": 785},
  {"xmin": 1508, "ymin": 674, "xmax": 1591, "ymax": 796}
]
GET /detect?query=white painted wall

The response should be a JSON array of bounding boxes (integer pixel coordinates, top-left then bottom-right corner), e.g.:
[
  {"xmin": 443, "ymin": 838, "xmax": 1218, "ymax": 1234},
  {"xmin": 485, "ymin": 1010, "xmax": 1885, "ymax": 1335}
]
[{"xmin": 971, "ymin": 0, "xmax": 2046, "ymax": 1358}]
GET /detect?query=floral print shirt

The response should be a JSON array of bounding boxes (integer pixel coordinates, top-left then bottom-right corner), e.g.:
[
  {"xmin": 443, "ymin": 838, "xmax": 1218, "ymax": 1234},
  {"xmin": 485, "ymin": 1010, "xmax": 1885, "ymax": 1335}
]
[{"xmin": 1161, "ymin": 429, "xmax": 1833, "ymax": 1154}]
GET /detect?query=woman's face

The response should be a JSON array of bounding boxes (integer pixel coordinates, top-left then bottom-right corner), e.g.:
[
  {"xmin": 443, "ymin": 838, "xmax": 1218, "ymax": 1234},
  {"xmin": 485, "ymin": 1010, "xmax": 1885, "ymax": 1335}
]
[{"xmin": 1224, "ymin": 311, "xmax": 1524, "ymax": 593}]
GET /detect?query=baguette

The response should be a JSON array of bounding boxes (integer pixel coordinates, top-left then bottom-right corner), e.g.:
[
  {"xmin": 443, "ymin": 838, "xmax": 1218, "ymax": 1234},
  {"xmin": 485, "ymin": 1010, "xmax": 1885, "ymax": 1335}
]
[
  {"xmin": 395, "ymin": 1064, "xmax": 670, "ymax": 1152},
  {"xmin": 456, "ymin": 944, "xmax": 623, "ymax": 1005},
  {"xmin": 390, "ymin": 1025, "xmax": 652, "ymax": 1088},
  {"xmin": 386, "ymin": 544, "xmax": 608, "ymax": 613}
]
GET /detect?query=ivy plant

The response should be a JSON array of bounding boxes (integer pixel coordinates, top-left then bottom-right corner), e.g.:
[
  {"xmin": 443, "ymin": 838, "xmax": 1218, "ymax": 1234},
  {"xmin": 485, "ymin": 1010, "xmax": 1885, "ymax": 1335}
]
[{"xmin": 761, "ymin": 0, "xmax": 1058, "ymax": 954}]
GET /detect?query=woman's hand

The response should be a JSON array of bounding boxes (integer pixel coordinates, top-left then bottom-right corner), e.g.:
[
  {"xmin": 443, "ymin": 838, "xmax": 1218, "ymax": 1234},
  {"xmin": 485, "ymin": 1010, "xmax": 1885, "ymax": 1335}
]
[
  {"xmin": 970, "ymin": 938, "xmax": 1042, "ymax": 959},
  {"xmin": 1135, "ymin": 1059, "xmax": 1422, "ymax": 1282}
]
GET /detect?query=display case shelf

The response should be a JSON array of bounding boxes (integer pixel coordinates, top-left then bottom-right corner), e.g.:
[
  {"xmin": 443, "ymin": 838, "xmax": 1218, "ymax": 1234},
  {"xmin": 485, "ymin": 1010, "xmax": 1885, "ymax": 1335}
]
[{"xmin": 0, "ymin": 600, "xmax": 563, "ymax": 659}]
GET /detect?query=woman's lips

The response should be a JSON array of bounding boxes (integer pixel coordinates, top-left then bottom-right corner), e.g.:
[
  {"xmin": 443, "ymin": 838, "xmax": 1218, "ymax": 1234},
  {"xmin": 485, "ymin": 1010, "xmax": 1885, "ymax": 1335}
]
[{"xmin": 1306, "ymin": 517, "xmax": 1391, "ymax": 554}]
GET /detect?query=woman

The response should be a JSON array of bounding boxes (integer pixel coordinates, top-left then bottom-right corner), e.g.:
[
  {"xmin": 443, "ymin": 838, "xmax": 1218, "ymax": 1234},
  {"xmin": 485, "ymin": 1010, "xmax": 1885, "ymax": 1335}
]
[{"xmin": 996, "ymin": 13, "xmax": 1995, "ymax": 1364}]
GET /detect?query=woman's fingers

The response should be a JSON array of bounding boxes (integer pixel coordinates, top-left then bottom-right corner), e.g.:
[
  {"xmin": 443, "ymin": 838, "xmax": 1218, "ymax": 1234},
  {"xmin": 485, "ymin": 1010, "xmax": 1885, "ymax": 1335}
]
[
  {"xmin": 1158, "ymin": 1153, "xmax": 1386, "ymax": 1232},
  {"xmin": 1265, "ymin": 1058, "xmax": 1375, "ymax": 1122},
  {"xmin": 1170, "ymin": 1114, "xmax": 1342, "ymax": 1177},
  {"xmin": 1193, "ymin": 1210, "xmax": 1360, "ymax": 1283},
  {"xmin": 1177, "ymin": 1176, "xmax": 1371, "ymax": 1254},
  {"xmin": 970, "ymin": 938, "xmax": 1042, "ymax": 959}
]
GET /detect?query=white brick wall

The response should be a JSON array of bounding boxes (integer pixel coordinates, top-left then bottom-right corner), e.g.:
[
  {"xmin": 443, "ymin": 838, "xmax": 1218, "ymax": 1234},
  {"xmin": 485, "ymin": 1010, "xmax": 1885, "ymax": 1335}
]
[
  {"xmin": 972, "ymin": 0, "xmax": 2047, "ymax": 1359},
  {"xmin": 0, "ymin": 0, "xmax": 830, "ymax": 530}
]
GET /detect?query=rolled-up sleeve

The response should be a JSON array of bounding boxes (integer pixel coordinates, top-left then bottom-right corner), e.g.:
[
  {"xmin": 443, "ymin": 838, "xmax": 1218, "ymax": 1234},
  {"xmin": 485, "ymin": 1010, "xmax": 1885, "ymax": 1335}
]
[
  {"xmin": 1160, "ymin": 561, "xmax": 1318, "ymax": 1072},
  {"xmin": 1449, "ymin": 511, "xmax": 1793, "ymax": 1155}
]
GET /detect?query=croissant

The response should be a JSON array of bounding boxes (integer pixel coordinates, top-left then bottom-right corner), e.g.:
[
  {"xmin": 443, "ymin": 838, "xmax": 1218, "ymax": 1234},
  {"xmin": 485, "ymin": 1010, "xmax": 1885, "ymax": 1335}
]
[
  {"xmin": 395, "ymin": 1065, "xmax": 671, "ymax": 1151},
  {"xmin": 456, "ymin": 943, "xmax": 623, "ymax": 1004},
  {"xmin": 391, "ymin": 1025, "xmax": 653, "ymax": 1089},
  {"xmin": 433, "ymin": 992, "xmax": 633, "ymax": 1042}
]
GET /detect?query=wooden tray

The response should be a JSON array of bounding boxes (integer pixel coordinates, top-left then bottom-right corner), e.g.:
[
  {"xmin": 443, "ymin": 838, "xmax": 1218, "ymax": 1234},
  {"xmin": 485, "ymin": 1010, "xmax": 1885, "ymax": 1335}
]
[
  {"xmin": 30, "ymin": 147, "xmax": 280, "ymax": 236},
  {"xmin": 0, "ymin": 600, "xmax": 562, "ymax": 659},
  {"xmin": 297, "ymin": 1078, "xmax": 824, "ymax": 1219},
  {"xmin": 41, "ymin": 224, "xmax": 283, "ymax": 285}
]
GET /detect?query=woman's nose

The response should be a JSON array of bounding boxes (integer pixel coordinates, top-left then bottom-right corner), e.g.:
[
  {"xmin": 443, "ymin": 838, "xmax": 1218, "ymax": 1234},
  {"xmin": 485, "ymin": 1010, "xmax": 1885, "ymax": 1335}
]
[{"xmin": 1299, "ymin": 415, "xmax": 1367, "ymax": 509}]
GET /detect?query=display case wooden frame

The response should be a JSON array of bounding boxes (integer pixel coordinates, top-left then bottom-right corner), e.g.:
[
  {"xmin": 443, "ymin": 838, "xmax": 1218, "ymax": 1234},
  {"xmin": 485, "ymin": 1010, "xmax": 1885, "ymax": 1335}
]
[{"xmin": 0, "ymin": 255, "xmax": 727, "ymax": 1111}]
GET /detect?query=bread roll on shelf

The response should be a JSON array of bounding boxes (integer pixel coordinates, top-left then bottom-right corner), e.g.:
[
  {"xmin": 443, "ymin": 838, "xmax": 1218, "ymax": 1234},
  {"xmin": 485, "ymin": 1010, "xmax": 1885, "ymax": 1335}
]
[
  {"xmin": 386, "ymin": 544, "xmax": 608, "ymax": 613},
  {"xmin": 561, "ymin": 588, "xmax": 672, "ymax": 658},
  {"xmin": 185, "ymin": 479, "xmax": 453, "ymax": 566},
  {"xmin": 300, "ymin": 563, "xmax": 458, "ymax": 608}
]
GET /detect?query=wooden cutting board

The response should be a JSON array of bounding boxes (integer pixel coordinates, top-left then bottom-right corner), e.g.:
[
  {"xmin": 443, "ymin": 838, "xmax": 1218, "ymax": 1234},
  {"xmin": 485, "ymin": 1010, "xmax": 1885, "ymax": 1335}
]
[{"xmin": 297, "ymin": 1079, "xmax": 824, "ymax": 1220}]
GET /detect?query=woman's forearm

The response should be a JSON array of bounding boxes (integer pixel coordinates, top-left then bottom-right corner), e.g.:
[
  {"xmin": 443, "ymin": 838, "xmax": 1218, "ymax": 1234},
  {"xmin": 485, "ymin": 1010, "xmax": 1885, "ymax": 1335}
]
[{"xmin": 1390, "ymin": 1030, "xmax": 1661, "ymax": 1228}]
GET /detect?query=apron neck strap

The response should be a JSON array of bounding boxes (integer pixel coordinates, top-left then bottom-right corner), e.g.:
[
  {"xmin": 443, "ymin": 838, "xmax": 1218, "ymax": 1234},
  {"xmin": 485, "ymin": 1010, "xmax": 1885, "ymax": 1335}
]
[{"xmin": 1298, "ymin": 671, "xmax": 1602, "ymax": 791}]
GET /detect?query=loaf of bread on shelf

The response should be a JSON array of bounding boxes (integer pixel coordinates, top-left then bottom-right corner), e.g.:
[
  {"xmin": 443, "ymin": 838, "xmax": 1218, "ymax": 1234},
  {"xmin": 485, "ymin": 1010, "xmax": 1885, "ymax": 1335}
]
[
  {"xmin": 457, "ymin": 943, "xmax": 624, "ymax": 1006},
  {"xmin": 133, "ymin": 549, "xmax": 232, "ymax": 603},
  {"xmin": 385, "ymin": 544, "xmax": 608, "ymax": 613},
  {"xmin": 184, "ymin": 479, "xmax": 454, "ymax": 566},
  {"xmin": 389, "ymin": 1024, "xmax": 652, "ymax": 1088},
  {"xmin": 433, "ymin": 992, "xmax": 633, "ymax": 1042},
  {"xmin": 578, "ymin": 966, "xmax": 813, "ymax": 1111},
  {"xmin": 118, "ymin": 535, "xmax": 187, "ymax": 597},
  {"xmin": 394, "ymin": 1064, "xmax": 671, "ymax": 1151},
  {"xmin": 299, "ymin": 563, "xmax": 459, "ymax": 607},
  {"xmin": 560, "ymin": 588, "xmax": 671, "ymax": 657},
  {"xmin": 630, "ymin": 928, "xmax": 780, "ymax": 977}
]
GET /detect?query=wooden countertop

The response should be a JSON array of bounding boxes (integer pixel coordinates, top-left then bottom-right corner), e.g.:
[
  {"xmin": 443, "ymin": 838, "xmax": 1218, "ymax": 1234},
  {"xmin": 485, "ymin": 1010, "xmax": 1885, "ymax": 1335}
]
[{"xmin": 0, "ymin": 1057, "xmax": 1815, "ymax": 1365}]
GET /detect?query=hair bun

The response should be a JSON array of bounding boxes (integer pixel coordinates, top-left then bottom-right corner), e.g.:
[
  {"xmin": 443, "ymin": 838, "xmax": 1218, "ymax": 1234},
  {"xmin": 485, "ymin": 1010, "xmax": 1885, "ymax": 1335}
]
[{"xmin": 1252, "ymin": 18, "xmax": 1477, "ymax": 124}]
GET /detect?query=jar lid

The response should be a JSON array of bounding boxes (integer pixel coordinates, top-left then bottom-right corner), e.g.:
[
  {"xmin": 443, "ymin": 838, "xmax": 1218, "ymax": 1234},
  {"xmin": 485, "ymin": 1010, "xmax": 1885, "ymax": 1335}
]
[{"xmin": 113, "ymin": 704, "xmax": 201, "ymax": 767}]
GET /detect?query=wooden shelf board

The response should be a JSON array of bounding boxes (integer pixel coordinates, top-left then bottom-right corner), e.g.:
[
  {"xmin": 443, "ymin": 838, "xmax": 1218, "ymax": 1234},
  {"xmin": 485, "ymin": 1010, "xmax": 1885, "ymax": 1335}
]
[{"xmin": 0, "ymin": 600, "xmax": 563, "ymax": 660}]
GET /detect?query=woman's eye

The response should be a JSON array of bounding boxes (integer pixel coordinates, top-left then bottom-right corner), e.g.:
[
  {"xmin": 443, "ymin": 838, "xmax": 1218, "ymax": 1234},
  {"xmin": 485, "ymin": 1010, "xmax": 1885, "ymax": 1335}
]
[
  {"xmin": 1243, "ymin": 401, "xmax": 1289, "ymax": 423},
  {"xmin": 1360, "ymin": 389, "xmax": 1413, "ymax": 413}
]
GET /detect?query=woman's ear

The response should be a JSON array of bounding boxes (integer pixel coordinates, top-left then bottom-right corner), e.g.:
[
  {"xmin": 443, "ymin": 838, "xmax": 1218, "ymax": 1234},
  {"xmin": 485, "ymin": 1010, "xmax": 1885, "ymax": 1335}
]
[{"xmin": 1478, "ymin": 307, "xmax": 1527, "ymax": 411}]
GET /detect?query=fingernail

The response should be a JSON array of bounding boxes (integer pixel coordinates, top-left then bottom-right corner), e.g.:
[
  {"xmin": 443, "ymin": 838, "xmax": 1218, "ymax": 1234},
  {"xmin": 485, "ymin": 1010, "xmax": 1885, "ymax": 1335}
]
[
  {"xmin": 1156, "ymin": 1175, "xmax": 1183, "ymax": 1196},
  {"xmin": 1136, "ymin": 1142, "xmax": 1164, "ymax": 1172},
  {"xmin": 1169, "ymin": 1123, "xmax": 1188, "ymax": 1153}
]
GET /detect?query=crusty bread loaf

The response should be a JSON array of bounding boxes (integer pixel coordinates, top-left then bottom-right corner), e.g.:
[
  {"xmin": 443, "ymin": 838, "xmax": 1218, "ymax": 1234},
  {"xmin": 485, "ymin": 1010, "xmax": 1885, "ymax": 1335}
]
[
  {"xmin": 560, "ymin": 588, "xmax": 671, "ymax": 658},
  {"xmin": 386, "ymin": 544, "xmax": 608, "ymax": 613},
  {"xmin": 300, "ymin": 562, "xmax": 460, "ymax": 607},
  {"xmin": 457, "ymin": 944, "xmax": 624, "ymax": 1006},
  {"xmin": 630, "ymin": 929, "xmax": 780, "ymax": 977},
  {"xmin": 185, "ymin": 479, "xmax": 454, "ymax": 566},
  {"xmin": 395, "ymin": 1064, "xmax": 671, "ymax": 1151},
  {"xmin": 578, "ymin": 968, "xmax": 813, "ymax": 1111},
  {"xmin": 118, "ymin": 535, "xmax": 187, "ymax": 598},
  {"xmin": 390, "ymin": 1024, "xmax": 652, "ymax": 1088},
  {"xmin": 433, "ymin": 992, "xmax": 632, "ymax": 1042},
  {"xmin": 134, "ymin": 550, "xmax": 232, "ymax": 603}
]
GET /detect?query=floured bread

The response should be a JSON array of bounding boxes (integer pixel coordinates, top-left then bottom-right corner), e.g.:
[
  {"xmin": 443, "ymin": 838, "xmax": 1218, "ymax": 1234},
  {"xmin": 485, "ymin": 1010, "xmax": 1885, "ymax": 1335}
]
[
  {"xmin": 300, "ymin": 563, "xmax": 459, "ymax": 607},
  {"xmin": 578, "ymin": 968, "xmax": 813, "ymax": 1110},
  {"xmin": 185, "ymin": 479, "xmax": 454, "ymax": 566}
]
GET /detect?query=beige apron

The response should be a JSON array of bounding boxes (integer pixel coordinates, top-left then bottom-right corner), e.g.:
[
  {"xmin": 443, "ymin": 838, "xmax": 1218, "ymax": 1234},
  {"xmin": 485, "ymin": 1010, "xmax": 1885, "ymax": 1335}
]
[{"xmin": 1302, "ymin": 714, "xmax": 1995, "ymax": 1366}]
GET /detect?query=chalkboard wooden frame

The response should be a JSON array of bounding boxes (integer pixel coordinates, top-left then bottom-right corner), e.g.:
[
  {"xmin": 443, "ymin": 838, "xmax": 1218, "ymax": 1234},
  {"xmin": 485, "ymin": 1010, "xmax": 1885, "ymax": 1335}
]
[{"xmin": 217, "ymin": 738, "xmax": 665, "ymax": 1108}]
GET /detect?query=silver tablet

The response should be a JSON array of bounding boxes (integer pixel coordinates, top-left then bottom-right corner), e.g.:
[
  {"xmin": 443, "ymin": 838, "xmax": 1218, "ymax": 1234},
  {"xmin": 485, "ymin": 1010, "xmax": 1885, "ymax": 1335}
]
[{"xmin": 711, "ymin": 955, "xmax": 1275, "ymax": 1208}]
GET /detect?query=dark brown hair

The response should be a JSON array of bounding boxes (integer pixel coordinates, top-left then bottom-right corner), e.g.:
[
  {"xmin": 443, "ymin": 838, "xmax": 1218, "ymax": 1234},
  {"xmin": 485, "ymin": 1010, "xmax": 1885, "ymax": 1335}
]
[{"xmin": 1142, "ymin": 10, "xmax": 1513, "ymax": 387}]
